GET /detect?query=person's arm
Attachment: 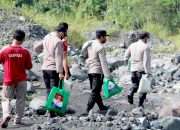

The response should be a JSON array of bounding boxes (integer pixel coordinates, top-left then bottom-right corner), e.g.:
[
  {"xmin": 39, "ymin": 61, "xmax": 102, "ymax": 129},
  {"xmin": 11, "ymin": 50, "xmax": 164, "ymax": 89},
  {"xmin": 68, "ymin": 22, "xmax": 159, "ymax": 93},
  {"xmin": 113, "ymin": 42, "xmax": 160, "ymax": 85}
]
[
  {"xmin": 33, "ymin": 40, "xmax": 43, "ymax": 53},
  {"xmin": 25, "ymin": 51, "xmax": 33, "ymax": 70},
  {"xmin": 63, "ymin": 40, "xmax": 69, "ymax": 80},
  {"xmin": 143, "ymin": 46, "xmax": 151, "ymax": 74},
  {"xmin": 124, "ymin": 46, "xmax": 131, "ymax": 65},
  {"xmin": 55, "ymin": 41, "xmax": 64, "ymax": 80},
  {"xmin": 0, "ymin": 49, "xmax": 5, "ymax": 64},
  {"xmin": 98, "ymin": 48, "xmax": 111, "ymax": 78},
  {"xmin": 63, "ymin": 53, "xmax": 69, "ymax": 79}
]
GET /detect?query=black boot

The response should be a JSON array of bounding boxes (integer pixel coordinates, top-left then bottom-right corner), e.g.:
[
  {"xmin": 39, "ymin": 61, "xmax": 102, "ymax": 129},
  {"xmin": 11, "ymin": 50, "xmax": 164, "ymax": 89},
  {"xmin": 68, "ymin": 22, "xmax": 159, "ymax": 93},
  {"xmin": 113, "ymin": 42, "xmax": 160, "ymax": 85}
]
[
  {"xmin": 138, "ymin": 98, "xmax": 145, "ymax": 108},
  {"xmin": 99, "ymin": 105, "xmax": 110, "ymax": 111},
  {"xmin": 127, "ymin": 94, "xmax": 133, "ymax": 104},
  {"xmin": 138, "ymin": 93, "xmax": 147, "ymax": 108}
]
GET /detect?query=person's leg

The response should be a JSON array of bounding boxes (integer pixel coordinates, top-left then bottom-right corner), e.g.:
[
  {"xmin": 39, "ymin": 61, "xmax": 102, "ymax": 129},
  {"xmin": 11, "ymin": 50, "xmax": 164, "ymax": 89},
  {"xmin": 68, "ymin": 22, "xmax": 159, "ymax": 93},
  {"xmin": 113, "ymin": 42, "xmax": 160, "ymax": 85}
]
[
  {"xmin": 86, "ymin": 74, "xmax": 96, "ymax": 112},
  {"xmin": 138, "ymin": 93, "xmax": 147, "ymax": 107},
  {"xmin": 43, "ymin": 70, "xmax": 51, "ymax": 99},
  {"xmin": 137, "ymin": 71, "xmax": 147, "ymax": 107},
  {"xmin": 49, "ymin": 70, "xmax": 59, "ymax": 88},
  {"xmin": 95, "ymin": 74, "xmax": 108, "ymax": 110},
  {"xmin": 14, "ymin": 81, "xmax": 27, "ymax": 124},
  {"xmin": 128, "ymin": 71, "xmax": 139, "ymax": 104},
  {"xmin": 1, "ymin": 85, "xmax": 15, "ymax": 128},
  {"xmin": 49, "ymin": 70, "xmax": 59, "ymax": 118}
]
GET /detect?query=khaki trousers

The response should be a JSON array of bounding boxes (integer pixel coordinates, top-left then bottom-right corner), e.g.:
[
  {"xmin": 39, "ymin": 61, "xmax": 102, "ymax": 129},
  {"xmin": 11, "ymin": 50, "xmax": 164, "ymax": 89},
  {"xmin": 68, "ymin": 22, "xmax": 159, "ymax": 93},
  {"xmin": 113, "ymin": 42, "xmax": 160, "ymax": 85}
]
[{"xmin": 1, "ymin": 81, "xmax": 27, "ymax": 123}]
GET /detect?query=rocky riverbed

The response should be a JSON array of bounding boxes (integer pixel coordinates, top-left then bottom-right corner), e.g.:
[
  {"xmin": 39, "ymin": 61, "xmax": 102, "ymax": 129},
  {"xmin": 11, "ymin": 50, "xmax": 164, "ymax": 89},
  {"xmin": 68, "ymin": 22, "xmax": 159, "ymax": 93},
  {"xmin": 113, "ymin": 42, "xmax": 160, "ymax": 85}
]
[{"xmin": 0, "ymin": 8, "xmax": 180, "ymax": 130}]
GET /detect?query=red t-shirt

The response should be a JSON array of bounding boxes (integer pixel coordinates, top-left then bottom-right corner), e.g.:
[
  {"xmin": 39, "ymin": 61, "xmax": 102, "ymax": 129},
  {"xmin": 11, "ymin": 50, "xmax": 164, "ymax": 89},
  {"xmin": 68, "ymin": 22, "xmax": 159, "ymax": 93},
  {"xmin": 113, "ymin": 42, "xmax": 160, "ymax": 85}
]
[
  {"xmin": 62, "ymin": 38, "xmax": 68, "ymax": 53},
  {"xmin": 0, "ymin": 45, "xmax": 33, "ymax": 86}
]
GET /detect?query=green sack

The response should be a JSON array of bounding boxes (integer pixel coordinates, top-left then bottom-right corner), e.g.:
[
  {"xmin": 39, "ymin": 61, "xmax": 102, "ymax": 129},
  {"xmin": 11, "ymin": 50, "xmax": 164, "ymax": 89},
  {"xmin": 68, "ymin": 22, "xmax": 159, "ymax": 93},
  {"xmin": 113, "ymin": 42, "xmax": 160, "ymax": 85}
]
[
  {"xmin": 103, "ymin": 77, "xmax": 123, "ymax": 99},
  {"xmin": 128, "ymin": 59, "xmax": 131, "ymax": 70},
  {"xmin": 44, "ymin": 80, "xmax": 70, "ymax": 116}
]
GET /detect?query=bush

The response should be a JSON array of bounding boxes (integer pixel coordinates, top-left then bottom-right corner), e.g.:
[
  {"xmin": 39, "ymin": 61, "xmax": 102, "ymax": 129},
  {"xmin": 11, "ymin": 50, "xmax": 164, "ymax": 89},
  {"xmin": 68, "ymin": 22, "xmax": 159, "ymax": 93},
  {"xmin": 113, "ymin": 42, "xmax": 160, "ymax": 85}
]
[
  {"xmin": 68, "ymin": 29, "xmax": 85, "ymax": 49},
  {"xmin": 107, "ymin": 28, "xmax": 119, "ymax": 37}
]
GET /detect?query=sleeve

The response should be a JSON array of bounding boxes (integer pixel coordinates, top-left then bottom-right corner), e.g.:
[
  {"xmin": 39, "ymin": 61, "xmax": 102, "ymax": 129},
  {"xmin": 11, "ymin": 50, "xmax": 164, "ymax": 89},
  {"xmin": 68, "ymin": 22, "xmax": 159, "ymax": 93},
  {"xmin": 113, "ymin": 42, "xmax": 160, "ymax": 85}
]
[
  {"xmin": 143, "ymin": 46, "xmax": 151, "ymax": 74},
  {"xmin": 63, "ymin": 40, "xmax": 68, "ymax": 53},
  {"xmin": 25, "ymin": 51, "xmax": 33, "ymax": 70},
  {"xmin": 124, "ymin": 46, "xmax": 131, "ymax": 65},
  {"xmin": 55, "ymin": 41, "xmax": 64, "ymax": 74},
  {"xmin": 0, "ymin": 49, "xmax": 5, "ymax": 64},
  {"xmin": 33, "ymin": 40, "xmax": 43, "ymax": 53},
  {"xmin": 98, "ymin": 48, "xmax": 110, "ymax": 77}
]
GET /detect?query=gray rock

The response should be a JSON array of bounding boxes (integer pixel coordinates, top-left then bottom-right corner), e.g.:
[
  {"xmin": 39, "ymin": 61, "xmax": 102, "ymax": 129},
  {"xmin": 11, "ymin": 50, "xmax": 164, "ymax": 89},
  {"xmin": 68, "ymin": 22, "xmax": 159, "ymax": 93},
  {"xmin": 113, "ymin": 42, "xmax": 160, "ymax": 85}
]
[
  {"xmin": 123, "ymin": 31, "xmax": 140, "ymax": 48},
  {"xmin": 173, "ymin": 70, "xmax": 180, "ymax": 80},
  {"xmin": 70, "ymin": 68, "xmax": 88, "ymax": 81},
  {"xmin": 162, "ymin": 65, "xmax": 178, "ymax": 81},
  {"xmin": 29, "ymin": 96, "xmax": 46, "ymax": 110},
  {"xmin": 131, "ymin": 107, "xmax": 145, "ymax": 117},
  {"xmin": 150, "ymin": 120, "xmax": 162, "ymax": 129},
  {"xmin": 173, "ymin": 82, "xmax": 180, "ymax": 94},
  {"xmin": 19, "ymin": 16, "xmax": 26, "ymax": 22},
  {"xmin": 106, "ymin": 109, "xmax": 118, "ymax": 117},
  {"xmin": 172, "ymin": 53, "xmax": 180, "ymax": 65},
  {"xmin": 160, "ymin": 117, "xmax": 180, "ymax": 130},
  {"xmin": 137, "ymin": 117, "xmax": 148, "ymax": 129},
  {"xmin": 79, "ymin": 116, "xmax": 90, "ymax": 122},
  {"xmin": 27, "ymin": 81, "xmax": 36, "ymax": 94},
  {"xmin": 28, "ymin": 61, "xmax": 43, "ymax": 80},
  {"xmin": 96, "ymin": 116, "xmax": 103, "ymax": 122},
  {"xmin": 106, "ymin": 121, "xmax": 113, "ymax": 127},
  {"xmin": 107, "ymin": 57, "xmax": 124, "ymax": 72}
]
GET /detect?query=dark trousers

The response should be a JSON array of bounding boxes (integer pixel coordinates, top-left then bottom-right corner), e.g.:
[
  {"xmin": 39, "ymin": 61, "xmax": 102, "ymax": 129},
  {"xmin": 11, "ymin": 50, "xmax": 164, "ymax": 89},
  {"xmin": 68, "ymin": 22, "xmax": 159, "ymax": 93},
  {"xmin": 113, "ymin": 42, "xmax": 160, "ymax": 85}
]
[
  {"xmin": 130, "ymin": 71, "xmax": 147, "ymax": 105},
  {"xmin": 43, "ymin": 70, "xmax": 60, "ymax": 98},
  {"xmin": 87, "ymin": 74, "xmax": 105, "ymax": 111}
]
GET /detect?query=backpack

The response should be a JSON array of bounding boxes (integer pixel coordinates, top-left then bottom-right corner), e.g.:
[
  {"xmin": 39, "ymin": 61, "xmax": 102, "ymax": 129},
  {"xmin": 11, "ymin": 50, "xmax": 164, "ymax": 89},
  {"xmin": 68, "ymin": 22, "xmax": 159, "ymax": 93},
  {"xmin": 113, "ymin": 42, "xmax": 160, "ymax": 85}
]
[{"xmin": 81, "ymin": 40, "xmax": 94, "ymax": 59}]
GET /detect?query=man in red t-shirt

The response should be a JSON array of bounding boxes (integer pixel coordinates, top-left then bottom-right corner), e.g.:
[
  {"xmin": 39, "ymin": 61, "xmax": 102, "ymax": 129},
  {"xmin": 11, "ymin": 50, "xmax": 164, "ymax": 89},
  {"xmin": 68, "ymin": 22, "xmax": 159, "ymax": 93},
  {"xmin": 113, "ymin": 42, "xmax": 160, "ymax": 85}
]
[
  {"xmin": 59, "ymin": 22, "xmax": 70, "ymax": 79},
  {"xmin": 0, "ymin": 30, "xmax": 33, "ymax": 128}
]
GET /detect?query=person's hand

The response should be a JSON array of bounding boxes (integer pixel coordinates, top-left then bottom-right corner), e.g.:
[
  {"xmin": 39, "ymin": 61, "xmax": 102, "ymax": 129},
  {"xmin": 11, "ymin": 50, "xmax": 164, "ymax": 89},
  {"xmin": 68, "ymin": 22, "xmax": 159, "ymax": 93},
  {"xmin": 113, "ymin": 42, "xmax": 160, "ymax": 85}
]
[
  {"xmin": 106, "ymin": 75, "xmax": 113, "ymax": 81},
  {"xmin": 65, "ymin": 73, "xmax": 69, "ymax": 80},
  {"xmin": 59, "ymin": 74, "xmax": 64, "ymax": 80},
  {"xmin": 145, "ymin": 73, "xmax": 151, "ymax": 78}
]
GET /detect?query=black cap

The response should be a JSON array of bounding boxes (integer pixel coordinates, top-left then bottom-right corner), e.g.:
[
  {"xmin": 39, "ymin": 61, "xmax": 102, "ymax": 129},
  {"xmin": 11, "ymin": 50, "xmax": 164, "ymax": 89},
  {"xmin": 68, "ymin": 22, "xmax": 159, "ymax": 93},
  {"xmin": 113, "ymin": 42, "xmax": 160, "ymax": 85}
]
[
  {"xmin": 55, "ymin": 25, "xmax": 66, "ymax": 33},
  {"xmin": 96, "ymin": 30, "xmax": 109, "ymax": 37}
]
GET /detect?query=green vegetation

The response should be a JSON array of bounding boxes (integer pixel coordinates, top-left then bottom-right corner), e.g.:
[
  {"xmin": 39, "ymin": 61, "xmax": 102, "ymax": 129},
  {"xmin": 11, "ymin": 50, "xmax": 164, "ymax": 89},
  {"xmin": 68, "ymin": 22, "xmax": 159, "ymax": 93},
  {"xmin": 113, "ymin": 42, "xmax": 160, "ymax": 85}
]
[
  {"xmin": 0, "ymin": 0, "xmax": 180, "ymax": 49},
  {"xmin": 107, "ymin": 28, "xmax": 119, "ymax": 37}
]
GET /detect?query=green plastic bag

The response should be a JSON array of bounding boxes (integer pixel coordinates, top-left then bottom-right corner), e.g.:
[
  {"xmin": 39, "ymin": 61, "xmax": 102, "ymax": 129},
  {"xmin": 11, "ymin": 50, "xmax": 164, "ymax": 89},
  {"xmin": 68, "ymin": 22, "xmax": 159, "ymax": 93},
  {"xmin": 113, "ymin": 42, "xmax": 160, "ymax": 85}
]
[
  {"xmin": 44, "ymin": 80, "xmax": 70, "ymax": 116},
  {"xmin": 103, "ymin": 77, "xmax": 123, "ymax": 99},
  {"xmin": 128, "ymin": 59, "xmax": 131, "ymax": 70}
]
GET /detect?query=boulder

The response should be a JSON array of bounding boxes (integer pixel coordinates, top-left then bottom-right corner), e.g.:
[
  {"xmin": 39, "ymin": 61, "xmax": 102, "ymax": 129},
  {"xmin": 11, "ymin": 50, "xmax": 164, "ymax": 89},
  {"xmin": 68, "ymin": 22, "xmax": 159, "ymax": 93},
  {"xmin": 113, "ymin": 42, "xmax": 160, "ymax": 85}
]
[
  {"xmin": 29, "ymin": 96, "xmax": 46, "ymax": 110},
  {"xmin": 137, "ymin": 117, "xmax": 148, "ymax": 129},
  {"xmin": 160, "ymin": 117, "xmax": 180, "ymax": 130},
  {"xmin": 162, "ymin": 65, "xmax": 178, "ymax": 81},
  {"xmin": 172, "ymin": 53, "xmax": 180, "ymax": 65},
  {"xmin": 173, "ymin": 70, "xmax": 180, "ymax": 80},
  {"xmin": 27, "ymin": 81, "xmax": 36, "ymax": 94},
  {"xmin": 107, "ymin": 57, "xmax": 124, "ymax": 72},
  {"xmin": 173, "ymin": 82, "xmax": 180, "ymax": 94}
]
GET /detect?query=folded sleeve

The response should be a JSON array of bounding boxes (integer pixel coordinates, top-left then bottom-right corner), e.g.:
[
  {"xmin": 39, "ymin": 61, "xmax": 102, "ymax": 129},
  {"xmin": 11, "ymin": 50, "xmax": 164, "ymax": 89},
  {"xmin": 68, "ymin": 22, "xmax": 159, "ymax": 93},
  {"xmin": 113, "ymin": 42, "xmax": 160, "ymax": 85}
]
[
  {"xmin": 124, "ymin": 46, "xmax": 131, "ymax": 65},
  {"xmin": 55, "ymin": 41, "xmax": 64, "ymax": 74},
  {"xmin": 98, "ymin": 48, "xmax": 110, "ymax": 77},
  {"xmin": 143, "ymin": 46, "xmax": 151, "ymax": 74}
]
